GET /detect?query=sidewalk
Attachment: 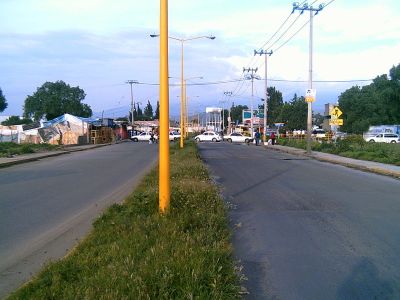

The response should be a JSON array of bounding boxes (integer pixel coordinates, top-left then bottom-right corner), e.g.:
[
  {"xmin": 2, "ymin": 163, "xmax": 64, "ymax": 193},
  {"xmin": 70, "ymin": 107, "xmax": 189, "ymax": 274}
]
[
  {"xmin": 265, "ymin": 144, "xmax": 400, "ymax": 179},
  {"xmin": 0, "ymin": 143, "xmax": 111, "ymax": 168}
]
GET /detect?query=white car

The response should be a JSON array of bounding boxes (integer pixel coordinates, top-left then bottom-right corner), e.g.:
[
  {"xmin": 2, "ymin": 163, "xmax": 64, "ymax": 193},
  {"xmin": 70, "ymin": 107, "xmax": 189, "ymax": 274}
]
[
  {"xmin": 131, "ymin": 132, "xmax": 158, "ymax": 142},
  {"xmin": 194, "ymin": 131, "xmax": 222, "ymax": 142},
  {"xmin": 312, "ymin": 129, "xmax": 326, "ymax": 138},
  {"xmin": 169, "ymin": 131, "xmax": 181, "ymax": 141},
  {"xmin": 223, "ymin": 132, "xmax": 253, "ymax": 143},
  {"xmin": 365, "ymin": 133, "xmax": 400, "ymax": 144}
]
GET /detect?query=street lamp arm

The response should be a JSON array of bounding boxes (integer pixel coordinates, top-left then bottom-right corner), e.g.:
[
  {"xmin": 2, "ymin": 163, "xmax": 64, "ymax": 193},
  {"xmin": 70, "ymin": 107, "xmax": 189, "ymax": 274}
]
[
  {"xmin": 182, "ymin": 35, "xmax": 215, "ymax": 42},
  {"xmin": 150, "ymin": 34, "xmax": 215, "ymax": 42}
]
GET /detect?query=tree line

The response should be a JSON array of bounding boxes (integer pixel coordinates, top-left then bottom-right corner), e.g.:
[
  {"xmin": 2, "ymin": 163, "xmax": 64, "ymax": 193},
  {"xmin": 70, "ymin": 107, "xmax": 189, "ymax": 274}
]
[
  {"xmin": 2, "ymin": 64, "xmax": 399, "ymax": 131},
  {"xmin": 339, "ymin": 64, "xmax": 400, "ymax": 134}
]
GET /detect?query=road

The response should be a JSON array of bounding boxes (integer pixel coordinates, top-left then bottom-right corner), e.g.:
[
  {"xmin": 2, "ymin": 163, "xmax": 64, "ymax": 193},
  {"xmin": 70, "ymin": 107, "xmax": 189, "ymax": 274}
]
[
  {"xmin": 0, "ymin": 142, "xmax": 158, "ymax": 297},
  {"xmin": 198, "ymin": 142, "xmax": 400, "ymax": 300}
]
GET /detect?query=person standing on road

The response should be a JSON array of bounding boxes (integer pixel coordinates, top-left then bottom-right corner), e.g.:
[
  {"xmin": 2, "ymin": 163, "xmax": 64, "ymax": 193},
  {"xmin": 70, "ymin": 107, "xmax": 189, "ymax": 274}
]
[
  {"xmin": 255, "ymin": 130, "xmax": 261, "ymax": 146},
  {"xmin": 271, "ymin": 132, "xmax": 276, "ymax": 145}
]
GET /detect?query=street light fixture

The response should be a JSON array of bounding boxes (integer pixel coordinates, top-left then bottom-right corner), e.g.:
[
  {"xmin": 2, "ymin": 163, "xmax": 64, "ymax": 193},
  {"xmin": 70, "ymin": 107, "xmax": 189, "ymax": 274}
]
[{"xmin": 151, "ymin": 34, "xmax": 215, "ymax": 148}]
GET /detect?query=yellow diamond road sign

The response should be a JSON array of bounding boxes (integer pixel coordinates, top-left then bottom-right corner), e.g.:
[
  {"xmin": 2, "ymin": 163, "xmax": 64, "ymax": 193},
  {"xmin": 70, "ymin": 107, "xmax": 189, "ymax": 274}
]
[{"xmin": 330, "ymin": 107, "xmax": 343, "ymax": 118}]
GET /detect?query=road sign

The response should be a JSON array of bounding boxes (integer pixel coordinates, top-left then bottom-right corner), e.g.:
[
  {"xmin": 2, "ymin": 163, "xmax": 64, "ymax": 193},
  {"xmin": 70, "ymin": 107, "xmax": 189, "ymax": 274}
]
[
  {"xmin": 330, "ymin": 107, "xmax": 343, "ymax": 118},
  {"xmin": 329, "ymin": 119, "xmax": 343, "ymax": 125},
  {"xmin": 305, "ymin": 89, "xmax": 316, "ymax": 103}
]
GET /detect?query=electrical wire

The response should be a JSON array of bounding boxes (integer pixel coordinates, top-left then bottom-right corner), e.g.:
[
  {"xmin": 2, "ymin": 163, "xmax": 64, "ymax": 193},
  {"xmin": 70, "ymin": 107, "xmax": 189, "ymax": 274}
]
[
  {"xmin": 273, "ymin": 19, "xmax": 310, "ymax": 54},
  {"xmin": 133, "ymin": 77, "xmax": 372, "ymax": 87},
  {"xmin": 266, "ymin": 13, "xmax": 304, "ymax": 51},
  {"xmin": 324, "ymin": 0, "xmax": 336, "ymax": 8}
]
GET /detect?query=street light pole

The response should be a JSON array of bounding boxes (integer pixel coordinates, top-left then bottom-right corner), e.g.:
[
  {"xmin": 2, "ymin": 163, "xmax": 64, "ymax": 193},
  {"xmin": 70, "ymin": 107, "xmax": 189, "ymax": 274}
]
[
  {"xmin": 151, "ymin": 34, "xmax": 214, "ymax": 148},
  {"xmin": 180, "ymin": 41, "xmax": 185, "ymax": 147},
  {"xmin": 159, "ymin": 0, "xmax": 170, "ymax": 213},
  {"xmin": 307, "ymin": 8, "xmax": 313, "ymax": 154}
]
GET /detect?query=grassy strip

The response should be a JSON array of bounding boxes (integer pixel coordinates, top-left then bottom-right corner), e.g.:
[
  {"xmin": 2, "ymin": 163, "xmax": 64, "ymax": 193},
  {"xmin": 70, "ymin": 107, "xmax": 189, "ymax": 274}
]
[
  {"xmin": 0, "ymin": 142, "xmax": 60, "ymax": 157},
  {"xmin": 9, "ymin": 141, "xmax": 240, "ymax": 299},
  {"xmin": 278, "ymin": 135, "xmax": 400, "ymax": 166}
]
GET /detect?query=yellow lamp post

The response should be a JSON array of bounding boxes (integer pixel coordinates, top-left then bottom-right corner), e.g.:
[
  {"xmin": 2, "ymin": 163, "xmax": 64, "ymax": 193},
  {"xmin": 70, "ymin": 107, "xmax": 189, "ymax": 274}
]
[
  {"xmin": 159, "ymin": 0, "xmax": 170, "ymax": 213},
  {"xmin": 151, "ymin": 34, "xmax": 215, "ymax": 148}
]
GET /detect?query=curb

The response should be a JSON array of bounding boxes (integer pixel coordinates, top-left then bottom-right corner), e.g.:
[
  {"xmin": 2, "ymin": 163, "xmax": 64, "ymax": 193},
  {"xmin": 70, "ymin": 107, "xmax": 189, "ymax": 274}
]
[
  {"xmin": 264, "ymin": 145, "xmax": 400, "ymax": 179},
  {"xmin": 0, "ymin": 143, "xmax": 112, "ymax": 169}
]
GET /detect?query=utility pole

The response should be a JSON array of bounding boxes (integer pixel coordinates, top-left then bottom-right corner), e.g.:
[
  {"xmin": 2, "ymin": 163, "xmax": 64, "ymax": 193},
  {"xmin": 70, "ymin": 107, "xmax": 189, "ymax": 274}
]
[
  {"xmin": 243, "ymin": 68, "xmax": 258, "ymax": 139},
  {"xmin": 224, "ymin": 91, "xmax": 233, "ymax": 134},
  {"xmin": 126, "ymin": 80, "xmax": 138, "ymax": 129},
  {"xmin": 254, "ymin": 50, "xmax": 273, "ymax": 144},
  {"xmin": 292, "ymin": 2, "xmax": 324, "ymax": 154}
]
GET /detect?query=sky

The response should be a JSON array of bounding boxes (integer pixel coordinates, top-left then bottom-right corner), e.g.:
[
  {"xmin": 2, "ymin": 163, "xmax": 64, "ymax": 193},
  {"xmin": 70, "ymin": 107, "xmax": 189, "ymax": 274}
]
[{"xmin": 1, "ymin": 0, "xmax": 399, "ymax": 119}]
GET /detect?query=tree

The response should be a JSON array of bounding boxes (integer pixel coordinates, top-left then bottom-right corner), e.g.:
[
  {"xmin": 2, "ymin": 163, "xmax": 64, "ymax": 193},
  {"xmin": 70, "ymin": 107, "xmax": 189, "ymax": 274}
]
[
  {"xmin": 313, "ymin": 113, "xmax": 324, "ymax": 127},
  {"xmin": 154, "ymin": 101, "xmax": 160, "ymax": 119},
  {"xmin": 338, "ymin": 64, "xmax": 400, "ymax": 133},
  {"xmin": 266, "ymin": 86, "xmax": 283, "ymax": 126},
  {"xmin": 230, "ymin": 103, "xmax": 248, "ymax": 124},
  {"xmin": 1, "ymin": 116, "xmax": 33, "ymax": 126},
  {"xmin": 23, "ymin": 81, "xmax": 92, "ymax": 121},
  {"xmin": 136, "ymin": 103, "xmax": 143, "ymax": 120},
  {"xmin": 144, "ymin": 100, "xmax": 153, "ymax": 119},
  {"xmin": 277, "ymin": 94, "xmax": 307, "ymax": 130},
  {"xmin": 0, "ymin": 87, "xmax": 8, "ymax": 113}
]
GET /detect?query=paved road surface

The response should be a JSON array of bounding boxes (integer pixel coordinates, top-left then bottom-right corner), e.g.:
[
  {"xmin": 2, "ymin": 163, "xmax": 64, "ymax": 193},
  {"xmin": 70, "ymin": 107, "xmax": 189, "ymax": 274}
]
[
  {"xmin": 198, "ymin": 142, "xmax": 400, "ymax": 300},
  {"xmin": 0, "ymin": 142, "xmax": 158, "ymax": 297}
]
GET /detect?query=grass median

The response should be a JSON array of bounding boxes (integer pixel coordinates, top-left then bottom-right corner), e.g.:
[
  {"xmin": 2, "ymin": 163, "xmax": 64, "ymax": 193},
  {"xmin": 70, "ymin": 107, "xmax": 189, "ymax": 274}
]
[
  {"xmin": 279, "ymin": 135, "xmax": 400, "ymax": 166},
  {"xmin": 8, "ymin": 141, "xmax": 240, "ymax": 299},
  {"xmin": 0, "ymin": 142, "xmax": 60, "ymax": 157}
]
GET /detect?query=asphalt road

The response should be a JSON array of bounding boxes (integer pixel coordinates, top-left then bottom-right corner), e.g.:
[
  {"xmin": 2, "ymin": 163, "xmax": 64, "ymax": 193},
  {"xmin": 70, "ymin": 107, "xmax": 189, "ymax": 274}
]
[
  {"xmin": 0, "ymin": 142, "xmax": 158, "ymax": 297},
  {"xmin": 198, "ymin": 142, "xmax": 400, "ymax": 300}
]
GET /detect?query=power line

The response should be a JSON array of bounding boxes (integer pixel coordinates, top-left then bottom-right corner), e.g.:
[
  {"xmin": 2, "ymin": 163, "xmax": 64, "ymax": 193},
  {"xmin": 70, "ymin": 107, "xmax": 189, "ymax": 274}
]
[
  {"xmin": 273, "ymin": 19, "xmax": 310, "ymax": 53},
  {"xmin": 267, "ymin": 13, "xmax": 304, "ymax": 51},
  {"xmin": 324, "ymin": 0, "xmax": 336, "ymax": 8},
  {"xmin": 133, "ymin": 77, "xmax": 373, "ymax": 87},
  {"xmin": 256, "ymin": 12, "xmax": 294, "ymax": 52}
]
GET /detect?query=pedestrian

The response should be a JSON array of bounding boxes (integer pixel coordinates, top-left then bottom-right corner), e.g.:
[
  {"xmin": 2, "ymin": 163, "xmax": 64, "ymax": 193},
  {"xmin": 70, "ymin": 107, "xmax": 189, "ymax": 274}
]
[
  {"xmin": 271, "ymin": 132, "xmax": 276, "ymax": 145},
  {"xmin": 255, "ymin": 130, "xmax": 261, "ymax": 146},
  {"xmin": 150, "ymin": 132, "xmax": 154, "ymax": 144}
]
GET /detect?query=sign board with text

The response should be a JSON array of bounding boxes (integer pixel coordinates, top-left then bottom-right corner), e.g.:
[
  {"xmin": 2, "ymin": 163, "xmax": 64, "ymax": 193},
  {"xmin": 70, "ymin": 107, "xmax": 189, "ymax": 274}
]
[
  {"xmin": 243, "ymin": 109, "xmax": 264, "ymax": 125},
  {"xmin": 305, "ymin": 89, "xmax": 316, "ymax": 103}
]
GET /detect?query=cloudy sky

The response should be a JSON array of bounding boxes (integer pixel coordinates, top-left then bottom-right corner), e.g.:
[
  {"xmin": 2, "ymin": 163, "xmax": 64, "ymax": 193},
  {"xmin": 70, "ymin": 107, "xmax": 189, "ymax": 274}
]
[{"xmin": 1, "ymin": 0, "xmax": 399, "ymax": 119}]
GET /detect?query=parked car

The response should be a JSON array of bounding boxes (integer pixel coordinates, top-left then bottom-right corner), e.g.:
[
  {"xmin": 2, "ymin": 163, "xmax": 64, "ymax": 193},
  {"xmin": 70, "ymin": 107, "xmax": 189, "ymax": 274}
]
[
  {"xmin": 194, "ymin": 131, "xmax": 222, "ymax": 142},
  {"xmin": 223, "ymin": 132, "xmax": 253, "ymax": 143},
  {"xmin": 364, "ymin": 133, "xmax": 400, "ymax": 144},
  {"xmin": 334, "ymin": 131, "xmax": 347, "ymax": 139},
  {"xmin": 131, "ymin": 132, "xmax": 158, "ymax": 142},
  {"xmin": 169, "ymin": 131, "xmax": 181, "ymax": 141},
  {"xmin": 312, "ymin": 129, "xmax": 326, "ymax": 138}
]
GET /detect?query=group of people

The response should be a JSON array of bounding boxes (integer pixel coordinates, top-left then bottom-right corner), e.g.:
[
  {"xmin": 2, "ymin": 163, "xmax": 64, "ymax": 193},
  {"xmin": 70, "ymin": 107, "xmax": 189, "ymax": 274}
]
[{"xmin": 254, "ymin": 130, "xmax": 276, "ymax": 146}]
